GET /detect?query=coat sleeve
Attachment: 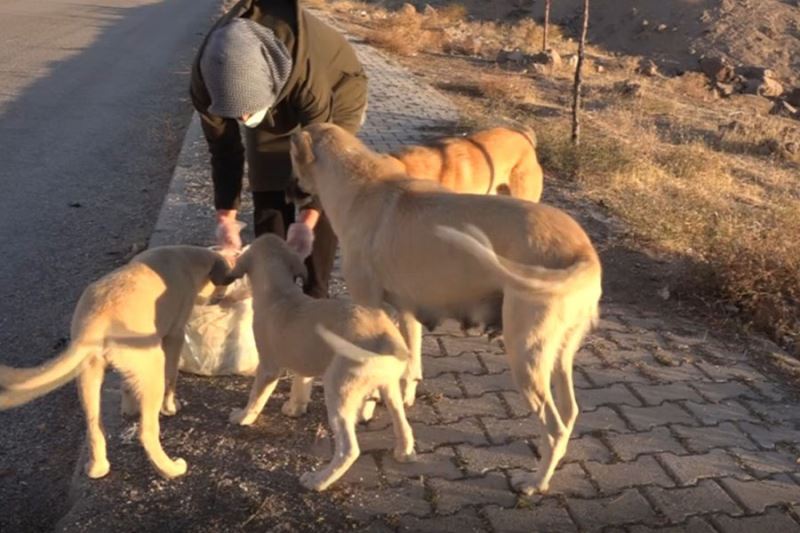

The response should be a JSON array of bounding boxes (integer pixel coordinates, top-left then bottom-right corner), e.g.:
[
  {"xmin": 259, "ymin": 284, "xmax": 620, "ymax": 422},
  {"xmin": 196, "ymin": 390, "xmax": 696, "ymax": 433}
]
[{"xmin": 190, "ymin": 56, "xmax": 246, "ymax": 211}]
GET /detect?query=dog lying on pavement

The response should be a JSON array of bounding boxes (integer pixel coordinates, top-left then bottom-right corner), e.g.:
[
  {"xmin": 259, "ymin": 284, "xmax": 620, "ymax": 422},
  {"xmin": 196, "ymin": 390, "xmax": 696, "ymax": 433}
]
[
  {"xmin": 288, "ymin": 123, "xmax": 602, "ymax": 495},
  {"xmin": 224, "ymin": 234, "xmax": 416, "ymax": 491},
  {"xmin": 389, "ymin": 126, "xmax": 543, "ymax": 202},
  {"xmin": 0, "ymin": 246, "xmax": 232, "ymax": 479}
]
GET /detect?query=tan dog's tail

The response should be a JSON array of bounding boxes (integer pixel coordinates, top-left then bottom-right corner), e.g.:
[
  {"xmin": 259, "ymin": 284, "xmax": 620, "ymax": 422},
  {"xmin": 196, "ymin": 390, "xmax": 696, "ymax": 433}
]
[
  {"xmin": 316, "ymin": 325, "xmax": 409, "ymax": 364},
  {"xmin": 435, "ymin": 225, "xmax": 599, "ymax": 296},
  {"xmin": 0, "ymin": 341, "xmax": 99, "ymax": 410}
]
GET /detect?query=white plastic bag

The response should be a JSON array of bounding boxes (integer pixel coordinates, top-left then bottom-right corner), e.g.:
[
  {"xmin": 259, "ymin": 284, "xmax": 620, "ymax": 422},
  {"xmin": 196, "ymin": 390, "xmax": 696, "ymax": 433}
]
[{"xmin": 179, "ymin": 259, "xmax": 259, "ymax": 376}]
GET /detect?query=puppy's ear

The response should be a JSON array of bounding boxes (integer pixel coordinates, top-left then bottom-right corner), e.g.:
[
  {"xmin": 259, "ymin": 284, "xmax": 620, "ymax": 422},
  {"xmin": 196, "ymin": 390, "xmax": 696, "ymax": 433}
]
[{"xmin": 290, "ymin": 130, "xmax": 314, "ymax": 166}]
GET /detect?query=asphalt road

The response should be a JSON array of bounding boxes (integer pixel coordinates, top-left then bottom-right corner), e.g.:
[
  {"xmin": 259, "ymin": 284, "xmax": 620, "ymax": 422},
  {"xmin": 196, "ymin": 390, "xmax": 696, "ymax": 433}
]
[{"xmin": 0, "ymin": 1, "xmax": 220, "ymax": 530}]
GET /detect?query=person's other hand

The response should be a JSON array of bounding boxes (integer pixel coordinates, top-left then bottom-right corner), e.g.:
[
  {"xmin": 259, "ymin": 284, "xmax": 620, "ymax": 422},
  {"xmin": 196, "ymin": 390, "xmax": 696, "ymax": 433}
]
[
  {"xmin": 215, "ymin": 210, "xmax": 244, "ymax": 252},
  {"xmin": 286, "ymin": 222, "xmax": 315, "ymax": 260}
]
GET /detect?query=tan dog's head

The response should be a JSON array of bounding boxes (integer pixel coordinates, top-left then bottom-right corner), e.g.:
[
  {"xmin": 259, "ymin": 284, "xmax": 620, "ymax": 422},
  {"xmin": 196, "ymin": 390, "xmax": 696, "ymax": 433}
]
[{"xmin": 226, "ymin": 234, "xmax": 308, "ymax": 290}]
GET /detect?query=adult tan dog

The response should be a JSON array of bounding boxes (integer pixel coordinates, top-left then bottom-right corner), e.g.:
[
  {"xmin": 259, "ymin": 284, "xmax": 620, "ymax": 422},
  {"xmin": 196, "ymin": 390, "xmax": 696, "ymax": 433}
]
[
  {"xmin": 224, "ymin": 234, "xmax": 416, "ymax": 491},
  {"xmin": 288, "ymin": 123, "xmax": 602, "ymax": 495},
  {"xmin": 390, "ymin": 126, "xmax": 543, "ymax": 201},
  {"xmin": 0, "ymin": 246, "xmax": 231, "ymax": 479}
]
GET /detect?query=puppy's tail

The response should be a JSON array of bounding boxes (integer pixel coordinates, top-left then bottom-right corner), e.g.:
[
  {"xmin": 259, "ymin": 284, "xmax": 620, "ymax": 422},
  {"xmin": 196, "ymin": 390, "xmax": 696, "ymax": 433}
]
[
  {"xmin": 0, "ymin": 342, "xmax": 99, "ymax": 410},
  {"xmin": 316, "ymin": 325, "xmax": 409, "ymax": 364},
  {"xmin": 435, "ymin": 225, "xmax": 600, "ymax": 296}
]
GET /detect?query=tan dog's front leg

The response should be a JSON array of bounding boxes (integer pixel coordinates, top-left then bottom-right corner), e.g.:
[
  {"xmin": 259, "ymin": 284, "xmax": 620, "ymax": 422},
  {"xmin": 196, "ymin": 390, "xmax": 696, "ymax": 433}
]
[
  {"xmin": 282, "ymin": 375, "xmax": 313, "ymax": 418},
  {"xmin": 230, "ymin": 361, "xmax": 281, "ymax": 426},
  {"xmin": 161, "ymin": 334, "xmax": 184, "ymax": 416},
  {"xmin": 398, "ymin": 312, "xmax": 422, "ymax": 407}
]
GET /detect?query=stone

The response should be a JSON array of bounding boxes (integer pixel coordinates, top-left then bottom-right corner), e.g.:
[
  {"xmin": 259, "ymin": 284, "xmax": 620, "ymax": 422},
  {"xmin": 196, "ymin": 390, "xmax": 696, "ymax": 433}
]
[
  {"xmin": 770, "ymin": 100, "xmax": 798, "ymax": 118},
  {"xmin": 699, "ymin": 56, "xmax": 735, "ymax": 83},
  {"xmin": 637, "ymin": 59, "xmax": 659, "ymax": 77},
  {"xmin": 786, "ymin": 87, "xmax": 800, "ymax": 107},
  {"xmin": 743, "ymin": 76, "xmax": 783, "ymax": 98},
  {"xmin": 531, "ymin": 48, "xmax": 562, "ymax": 68}
]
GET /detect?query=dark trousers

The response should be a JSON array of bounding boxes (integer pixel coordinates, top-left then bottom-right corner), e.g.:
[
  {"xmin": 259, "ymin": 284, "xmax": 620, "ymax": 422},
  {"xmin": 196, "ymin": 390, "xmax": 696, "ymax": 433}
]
[{"xmin": 252, "ymin": 191, "xmax": 338, "ymax": 299}]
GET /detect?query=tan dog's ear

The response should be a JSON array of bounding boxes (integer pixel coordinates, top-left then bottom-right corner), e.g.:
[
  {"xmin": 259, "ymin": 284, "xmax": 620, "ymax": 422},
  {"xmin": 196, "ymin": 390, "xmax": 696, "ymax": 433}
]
[{"xmin": 290, "ymin": 130, "xmax": 315, "ymax": 167}]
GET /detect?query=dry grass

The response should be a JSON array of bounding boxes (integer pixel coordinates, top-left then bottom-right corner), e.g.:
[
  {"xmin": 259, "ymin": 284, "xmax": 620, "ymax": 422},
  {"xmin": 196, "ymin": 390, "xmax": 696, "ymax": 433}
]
[{"xmin": 320, "ymin": 0, "xmax": 800, "ymax": 353}]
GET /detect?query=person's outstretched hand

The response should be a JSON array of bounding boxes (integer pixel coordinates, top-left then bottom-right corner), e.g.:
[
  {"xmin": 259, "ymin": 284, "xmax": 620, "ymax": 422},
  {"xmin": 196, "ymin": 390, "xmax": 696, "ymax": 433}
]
[{"xmin": 286, "ymin": 222, "xmax": 314, "ymax": 260}]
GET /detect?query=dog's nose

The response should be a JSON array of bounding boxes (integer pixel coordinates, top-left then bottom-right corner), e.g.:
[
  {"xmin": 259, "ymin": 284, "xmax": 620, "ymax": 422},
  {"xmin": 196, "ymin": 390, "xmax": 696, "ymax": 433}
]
[{"xmin": 286, "ymin": 178, "xmax": 313, "ymax": 207}]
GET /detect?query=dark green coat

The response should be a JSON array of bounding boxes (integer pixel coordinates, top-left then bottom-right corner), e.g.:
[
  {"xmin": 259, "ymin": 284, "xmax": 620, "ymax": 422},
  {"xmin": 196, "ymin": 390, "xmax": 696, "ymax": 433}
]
[{"xmin": 190, "ymin": 0, "xmax": 368, "ymax": 210}]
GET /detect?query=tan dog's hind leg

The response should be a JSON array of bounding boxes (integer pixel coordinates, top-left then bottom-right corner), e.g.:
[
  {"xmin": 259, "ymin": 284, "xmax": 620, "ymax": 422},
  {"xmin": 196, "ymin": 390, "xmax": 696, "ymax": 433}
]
[
  {"xmin": 282, "ymin": 375, "xmax": 314, "ymax": 418},
  {"xmin": 133, "ymin": 350, "xmax": 187, "ymax": 478},
  {"xmin": 230, "ymin": 361, "xmax": 280, "ymax": 426},
  {"xmin": 358, "ymin": 388, "xmax": 380, "ymax": 423},
  {"xmin": 120, "ymin": 381, "xmax": 139, "ymax": 416},
  {"xmin": 398, "ymin": 312, "xmax": 422, "ymax": 407},
  {"xmin": 161, "ymin": 334, "xmax": 184, "ymax": 416},
  {"xmin": 78, "ymin": 356, "xmax": 110, "ymax": 478},
  {"xmin": 505, "ymin": 301, "xmax": 568, "ymax": 495},
  {"xmin": 300, "ymin": 383, "xmax": 361, "ymax": 491},
  {"xmin": 380, "ymin": 382, "xmax": 416, "ymax": 462}
]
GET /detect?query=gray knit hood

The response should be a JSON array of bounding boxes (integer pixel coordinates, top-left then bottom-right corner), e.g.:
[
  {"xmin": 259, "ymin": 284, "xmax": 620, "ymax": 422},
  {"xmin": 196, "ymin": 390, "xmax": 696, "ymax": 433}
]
[{"xmin": 199, "ymin": 18, "xmax": 293, "ymax": 118}]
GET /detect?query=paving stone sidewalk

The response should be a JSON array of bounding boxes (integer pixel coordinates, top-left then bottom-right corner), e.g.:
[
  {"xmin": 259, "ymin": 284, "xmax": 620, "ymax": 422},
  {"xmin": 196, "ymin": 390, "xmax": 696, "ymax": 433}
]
[{"xmin": 59, "ymin": 26, "xmax": 800, "ymax": 533}]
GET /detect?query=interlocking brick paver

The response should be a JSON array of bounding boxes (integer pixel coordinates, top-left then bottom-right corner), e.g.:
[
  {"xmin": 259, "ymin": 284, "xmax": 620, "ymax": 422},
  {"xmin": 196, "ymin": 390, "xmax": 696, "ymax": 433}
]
[
  {"xmin": 682, "ymin": 400, "xmax": 760, "ymax": 425},
  {"xmin": 738, "ymin": 421, "xmax": 799, "ymax": 449},
  {"xmin": 730, "ymin": 448, "xmax": 800, "ymax": 478},
  {"xmin": 619, "ymin": 403, "xmax": 698, "ymax": 431},
  {"xmin": 457, "ymin": 441, "xmax": 536, "ymax": 476},
  {"xmin": 564, "ymin": 434, "xmax": 614, "ymax": 464},
  {"xmin": 436, "ymin": 394, "xmax": 508, "ymax": 423},
  {"xmin": 383, "ymin": 447, "xmax": 463, "ymax": 483},
  {"xmin": 429, "ymin": 472, "xmax": 516, "ymax": 514},
  {"xmin": 637, "ymin": 362, "xmax": 711, "ymax": 383},
  {"xmin": 439, "ymin": 335, "xmax": 502, "ymax": 357},
  {"xmin": 672, "ymin": 422, "xmax": 759, "ymax": 453},
  {"xmin": 422, "ymin": 334, "xmax": 444, "ymax": 357},
  {"xmin": 605, "ymin": 426, "xmax": 686, "ymax": 461},
  {"xmin": 719, "ymin": 474, "xmax": 800, "ymax": 513},
  {"xmin": 739, "ymin": 400, "xmax": 800, "ymax": 424},
  {"xmin": 630, "ymin": 383, "xmax": 706, "ymax": 406},
  {"xmin": 690, "ymin": 380, "xmax": 761, "ymax": 403},
  {"xmin": 659, "ymin": 450, "xmax": 749, "ymax": 486},
  {"xmin": 628, "ymin": 516, "xmax": 718, "ymax": 533},
  {"xmin": 418, "ymin": 372, "xmax": 463, "ymax": 399},
  {"xmin": 477, "ymin": 351, "xmax": 510, "ymax": 375},
  {"xmin": 483, "ymin": 415, "xmax": 538, "ymax": 445},
  {"xmin": 584, "ymin": 455, "xmax": 675, "ymax": 493},
  {"xmin": 484, "ymin": 500, "xmax": 578, "ymax": 532},
  {"xmin": 460, "ymin": 370, "xmax": 515, "ymax": 397},
  {"xmin": 567, "ymin": 488, "xmax": 660, "ymax": 529},
  {"xmin": 501, "ymin": 390, "xmax": 534, "ymax": 418},
  {"xmin": 643, "ymin": 479, "xmax": 742, "ymax": 524},
  {"xmin": 398, "ymin": 507, "xmax": 488, "ymax": 532},
  {"xmin": 711, "ymin": 508, "xmax": 800, "ymax": 533},
  {"xmin": 583, "ymin": 365, "xmax": 651, "ymax": 387},
  {"xmin": 545, "ymin": 463, "xmax": 598, "ymax": 498},
  {"xmin": 575, "ymin": 406, "xmax": 631, "ymax": 435},
  {"xmin": 693, "ymin": 361, "xmax": 767, "ymax": 383},
  {"xmin": 423, "ymin": 352, "xmax": 485, "ymax": 378},
  {"xmin": 577, "ymin": 383, "xmax": 643, "ymax": 411},
  {"xmin": 338, "ymin": 453, "xmax": 384, "ymax": 488},
  {"xmin": 347, "ymin": 482, "xmax": 431, "ymax": 520},
  {"xmin": 412, "ymin": 418, "xmax": 489, "ymax": 453}
]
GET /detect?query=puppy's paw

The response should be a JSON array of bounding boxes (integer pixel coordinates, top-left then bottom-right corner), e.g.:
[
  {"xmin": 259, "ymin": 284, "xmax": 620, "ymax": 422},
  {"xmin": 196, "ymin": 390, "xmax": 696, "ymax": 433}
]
[
  {"xmin": 158, "ymin": 458, "xmax": 188, "ymax": 479},
  {"xmin": 299, "ymin": 471, "xmax": 328, "ymax": 492},
  {"xmin": 510, "ymin": 470, "xmax": 548, "ymax": 496},
  {"xmin": 85, "ymin": 459, "xmax": 111, "ymax": 479},
  {"xmin": 160, "ymin": 397, "xmax": 181, "ymax": 417},
  {"xmin": 401, "ymin": 380, "xmax": 418, "ymax": 407},
  {"xmin": 393, "ymin": 448, "xmax": 417, "ymax": 464},
  {"xmin": 229, "ymin": 408, "xmax": 256, "ymax": 426},
  {"xmin": 281, "ymin": 400, "xmax": 308, "ymax": 418}
]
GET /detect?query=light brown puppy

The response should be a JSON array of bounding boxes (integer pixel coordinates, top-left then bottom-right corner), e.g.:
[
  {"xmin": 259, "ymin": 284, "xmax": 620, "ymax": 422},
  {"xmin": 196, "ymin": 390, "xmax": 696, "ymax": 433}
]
[
  {"xmin": 389, "ymin": 126, "xmax": 543, "ymax": 201},
  {"xmin": 288, "ymin": 123, "xmax": 602, "ymax": 495},
  {"xmin": 225, "ymin": 234, "xmax": 416, "ymax": 491},
  {"xmin": 0, "ymin": 246, "xmax": 231, "ymax": 479}
]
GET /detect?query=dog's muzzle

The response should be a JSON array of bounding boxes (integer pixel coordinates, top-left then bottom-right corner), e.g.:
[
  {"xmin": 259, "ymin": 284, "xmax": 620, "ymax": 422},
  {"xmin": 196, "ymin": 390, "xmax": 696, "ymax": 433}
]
[{"xmin": 286, "ymin": 178, "xmax": 314, "ymax": 208}]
